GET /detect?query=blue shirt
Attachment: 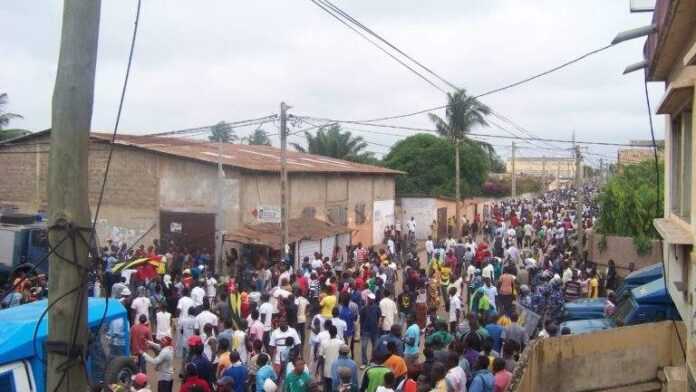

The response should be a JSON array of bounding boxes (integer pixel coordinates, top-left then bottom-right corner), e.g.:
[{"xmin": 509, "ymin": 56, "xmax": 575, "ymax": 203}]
[
  {"xmin": 360, "ymin": 303, "xmax": 381, "ymax": 335},
  {"xmin": 331, "ymin": 355, "xmax": 359, "ymax": 390},
  {"xmin": 485, "ymin": 323, "xmax": 504, "ymax": 353},
  {"xmin": 191, "ymin": 354, "xmax": 213, "ymax": 385},
  {"xmin": 256, "ymin": 364, "xmax": 277, "ymax": 392},
  {"xmin": 469, "ymin": 369, "xmax": 495, "ymax": 392},
  {"xmin": 373, "ymin": 334, "xmax": 404, "ymax": 360},
  {"xmin": 404, "ymin": 323, "xmax": 420, "ymax": 355},
  {"xmin": 339, "ymin": 305, "xmax": 356, "ymax": 337},
  {"xmin": 223, "ymin": 363, "xmax": 249, "ymax": 392}
]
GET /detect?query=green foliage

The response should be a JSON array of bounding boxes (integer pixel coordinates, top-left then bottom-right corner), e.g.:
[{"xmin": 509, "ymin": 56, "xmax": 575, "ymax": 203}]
[
  {"xmin": 209, "ymin": 121, "xmax": 238, "ymax": 143},
  {"xmin": 0, "ymin": 92, "xmax": 23, "ymax": 132},
  {"xmin": 0, "ymin": 128, "xmax": 31, "ymax": 142},
  {"xmin": 383, "ymin": 133, "xmax": 490, "ymax": 197},
  {"xmin": 242, "ymin": 128, "xmax": 271, "ymax": 146},
  {"xmin": 291, "ymin": 124, "xmax": 373, "ymax": 163},
  {"xmin": 428, "ymin": 89, "xmax": 491, "ymax": 140},
  {"xmin": 595, "ymin": 160, "xmax": 664, "ymax": 255},
  {"xmin": 482, "ymin": 176, "xmax": 542, "ymax": 197}
]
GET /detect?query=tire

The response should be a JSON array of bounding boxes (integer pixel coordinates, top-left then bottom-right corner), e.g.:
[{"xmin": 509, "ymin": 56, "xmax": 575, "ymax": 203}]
[{"xmin": 103, "ymin": 356, "xmax": 137, "ymax": 385}]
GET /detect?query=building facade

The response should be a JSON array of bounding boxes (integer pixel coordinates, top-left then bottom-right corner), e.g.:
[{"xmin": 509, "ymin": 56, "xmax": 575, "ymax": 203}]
[
  {"xmin": 639, "ymin": 0, "xmax": 696, "ymax": 383},
  {"xmin": 505, "ymin": 157, "xmax": 575, "ymax": 179},
  {"xmin": 0, "ymin": 132, "xmax": 400, "ymax": 253}
]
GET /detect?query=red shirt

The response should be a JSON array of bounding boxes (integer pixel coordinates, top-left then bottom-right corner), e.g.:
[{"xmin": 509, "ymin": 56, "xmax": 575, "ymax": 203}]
[
  {"xmin": 180, "ymin": 376, "xmax": 212, "ymax": 392},
  {"xmin": 130, "ymin": 323, "xmax": 151, "ymax": 355},
  {"xmin": 296, "ymin": 276, "xmax": 309, "ymax": 296}
]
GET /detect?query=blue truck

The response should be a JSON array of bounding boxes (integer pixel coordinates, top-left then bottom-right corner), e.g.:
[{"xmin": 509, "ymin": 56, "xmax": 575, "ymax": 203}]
[
  {"xmin": 560, "ymin": 277, "xmax": 680, "ymax": 334},
  {"xmin": 563, "ymin": 263, "xmax": 664, "ymax": 321},
  {"xmin": 0, "ymin": 298, "xmax": 136, "ymax": 392},
  {"xmin": 0, "ymin": 213, "xmax": 49, "ymax": 286}
]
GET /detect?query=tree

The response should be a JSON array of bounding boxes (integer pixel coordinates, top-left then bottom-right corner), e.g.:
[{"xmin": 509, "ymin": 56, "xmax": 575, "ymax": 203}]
[
  {"xmin": 383, "ymin": 133, "xmax": 490, "ymax": 198},
  {"xmin": 429, "ymin": 89, "xmax": 491, "ymax": 230},
  {"xmin": 242, "ymin": 128, "xmax": 271, "ymax": 146},
  {"xmin": 595, "ymin": 160, "xmax": 664, "ymax": 254},
  {"xmin": 208, "ymin": 121, "xmax": 238, "ymax": 143},
  {"xmin": 291, "ymin": 124, "xmax": 374, "ymax": 162},
  {"xmin": 0, "ymin": 93, "xmax": 26, "ymax": 141}
]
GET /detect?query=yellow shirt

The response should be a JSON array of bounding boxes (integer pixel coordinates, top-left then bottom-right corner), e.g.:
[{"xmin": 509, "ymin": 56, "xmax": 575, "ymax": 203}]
[
  {"xmin": 320, "ymin": 294, "xmax": 337, "ymax": 318},
  {"xmin": 440, "ymin": 266, "xmax": 452, "ymax": 285},
  {"xmin": 589, "ymin": 278, "xmax": 599, "ymax": 298}
]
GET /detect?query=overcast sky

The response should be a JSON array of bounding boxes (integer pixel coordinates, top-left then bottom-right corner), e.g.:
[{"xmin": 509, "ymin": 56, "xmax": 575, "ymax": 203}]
[{"xmin": 2, "ymin": 1, "xmax": 665, "ymax": 165}]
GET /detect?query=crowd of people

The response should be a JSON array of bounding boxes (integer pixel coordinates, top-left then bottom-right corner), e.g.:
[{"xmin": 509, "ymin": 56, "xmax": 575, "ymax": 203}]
[{"xmin": 3, "ymin": 185, "xmax": 623, "ymax": 392}]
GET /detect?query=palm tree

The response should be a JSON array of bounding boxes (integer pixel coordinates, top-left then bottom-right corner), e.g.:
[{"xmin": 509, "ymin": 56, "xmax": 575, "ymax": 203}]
[
  {"xmin": 208, "ymin": 121, "xmax": 238, "ymax": 143},
  {"xmin": 291, "ymin": 124, "xmax": 373, "ymax": 162},
  {"xmin": 429, "ymin": 89, "xmax": 491, "ymax": 231},
  {"xmin": 242, "ymin": 128, "xmax": 271, "ymax": 146},
  {"xmin": 0, "ymin": 93, "xmax": 26, "ymax": 141}
]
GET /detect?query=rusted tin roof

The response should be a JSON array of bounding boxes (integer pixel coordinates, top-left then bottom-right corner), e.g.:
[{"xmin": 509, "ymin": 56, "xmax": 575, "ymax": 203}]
[
  {"xmin": 93, "ymin": 133, "xmax": 402, "ymax": 175},
  {"xmin": 224, "ymin": 217, "xmax": 352, "ymax": 249}
]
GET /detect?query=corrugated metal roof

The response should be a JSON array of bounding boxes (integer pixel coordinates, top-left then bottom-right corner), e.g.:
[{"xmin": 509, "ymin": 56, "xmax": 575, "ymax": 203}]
[
  {"xmin": 224, "ymin": 217, "xmax": 352, "ymax": 249},
  {"xmin": 92, "ymin": 133, "xmax": 402, "ymax": 175}
]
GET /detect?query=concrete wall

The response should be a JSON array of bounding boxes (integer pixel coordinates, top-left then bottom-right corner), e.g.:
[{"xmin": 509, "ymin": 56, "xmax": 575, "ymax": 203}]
[
  {"xmin": 513, "ymin": 321, "xmax": 686, "ymax": 392},
  {"xmin": 239, "ymin": 173, "xmax": 396, "ymax": 246},
  {"xmin": 399, "ymin": 198, "xmax": 436, "ymax": 240},
  {"xmin": 586, "ymin": 231, "xmax": 663, "ymax": 276}
]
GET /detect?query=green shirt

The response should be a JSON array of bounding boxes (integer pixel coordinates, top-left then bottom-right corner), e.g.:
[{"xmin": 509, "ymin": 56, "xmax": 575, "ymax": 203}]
[
  {"xmin": 284, "ymin": 371, "xmax": 311, "ymax": 392},
  {"xmin": 361, "ymin": 365, "xmax": 391, "ymax": 392}
]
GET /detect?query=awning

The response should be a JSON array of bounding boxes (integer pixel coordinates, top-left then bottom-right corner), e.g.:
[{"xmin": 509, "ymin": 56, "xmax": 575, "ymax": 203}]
[
  {"xmin": 656, "ymin": 84, "xmax": 693, "ymax": 115},
  {"xmin": 654, "ymin": 217, "xmax": 694, "ymax": 245},
  {"xmin": 224, "ymin": 217, "xmax": 352, "ymax": 249}
]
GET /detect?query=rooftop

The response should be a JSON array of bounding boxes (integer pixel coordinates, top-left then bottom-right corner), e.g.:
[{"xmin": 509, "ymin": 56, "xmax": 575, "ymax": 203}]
[{"xmin": 1, "ymin": 130, "xmax": 402, "ymax": 175}]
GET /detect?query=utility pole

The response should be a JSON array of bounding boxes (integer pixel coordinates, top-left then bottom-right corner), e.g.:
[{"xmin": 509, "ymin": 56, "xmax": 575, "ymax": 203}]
[
  {"xmin": 215, "ymin": 139, "xmax": 225, "ymax": 273},
  {"xmin": 280, "ymin": 102, "xmax": 290, "ymax": 262},
  {"xmin": 47, "ymin": 1, "xmax": 100, "ymax": 391},
  {"xmin": 511, "ymin": 141, "xmax": 517, "ymax": 198},
  {"xmin": 541, "ymin": 155, "xmax": 547, "ymax": 192},
  {"xmin": 575, "ymin": 144, "xmax": 584, "ymax": 258},
  {"xmin": 599, "ymin": 158, "xmax": 604, "ymax": 184},
  {"xmin": 455, "ymin": 138, "xmax": 461, "ymax": 237}
]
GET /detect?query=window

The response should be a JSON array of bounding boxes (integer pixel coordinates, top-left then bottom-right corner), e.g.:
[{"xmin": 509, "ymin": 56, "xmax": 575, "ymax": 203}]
[{"xmin": 671, "ymin": 111, "xmax": 692, "ymax": 221}]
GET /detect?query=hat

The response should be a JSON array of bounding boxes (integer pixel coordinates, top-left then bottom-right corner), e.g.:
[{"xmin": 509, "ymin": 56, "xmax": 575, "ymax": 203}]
[
  {"xmin": 367, "ymin": 292, "xmax": 376, "ymax": 300},
  {"xmin": 120, "ymin": 287, "xmax": 131, "ymax": 297},
  {"xmin": 339, "ymin": 344, "xmax": 350, "ymax": 354},
  {"xmin": 131, "ymin": 373, "xmax": 148, "ymax": 387},
  {"xmin": 187, "ymin": 335, "xmax": 203, "ymax": 347}
]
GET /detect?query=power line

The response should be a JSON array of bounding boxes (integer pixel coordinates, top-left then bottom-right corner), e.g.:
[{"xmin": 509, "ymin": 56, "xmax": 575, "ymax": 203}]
[
  {"xmin": 308, "ymin": 0, "xmax": 447, "ymax": 93},
  {"xmin": 143, "ymin": 115, "xmax": 277, "ymax": 137}
]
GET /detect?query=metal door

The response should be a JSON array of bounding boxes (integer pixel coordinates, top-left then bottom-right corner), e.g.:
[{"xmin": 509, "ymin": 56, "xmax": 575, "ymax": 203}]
[
  {"xmin": 437, "ymin": 207, "xmax": 448, "ymax": 240},
  {"xmin": 159, "ymin": 211, "xmax": 215, "ymax": 252}
]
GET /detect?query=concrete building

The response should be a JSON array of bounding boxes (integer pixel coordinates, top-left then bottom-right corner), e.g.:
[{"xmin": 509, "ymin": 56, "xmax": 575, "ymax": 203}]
[
  {"xmin": 632, "ymin": 0, "xmax": 696, "ymax": 383},
  {"xmin": 505, "ymin": 157, "xmax": 575, "ymax": 179},
  {"xmin": 0, "ymin": 131, "xmax": 400, "ymax": 253},
  {"xmin": 617, "ymin": 141, "xmax": 665, "ymax": 166}
]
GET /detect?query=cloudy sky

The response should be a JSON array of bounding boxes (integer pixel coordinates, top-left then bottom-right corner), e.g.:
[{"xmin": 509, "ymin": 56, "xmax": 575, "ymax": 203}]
[{"xmin": 2, "ymin": 1, "xmax": 664, "ymax": 165}]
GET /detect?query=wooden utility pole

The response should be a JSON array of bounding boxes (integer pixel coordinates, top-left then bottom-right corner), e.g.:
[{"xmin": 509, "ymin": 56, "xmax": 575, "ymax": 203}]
[
  {"xmin": 47, "ymin": 1, "xmax": 100, "ymax": 391},
  {"xmin": 280, "ymin": 102, "xmax": 289, "ymax": 260},
  {"xmin": 541, "ymin": 155, "xmax": 547, "ymax": 191},
  {"xmin": 575, "ymin": 144, "xmax": 584, "ymax": 258},
  {"xmin": 454, "ymin": 138, "xmax": 461, "ymax": 238},
  {"xmin": 511, "ymin": 142, "xmax": 517, "ymax": 198},
  {"xmin": 215, "ymin": 139, "xmax": 225, "ymax": 273}
]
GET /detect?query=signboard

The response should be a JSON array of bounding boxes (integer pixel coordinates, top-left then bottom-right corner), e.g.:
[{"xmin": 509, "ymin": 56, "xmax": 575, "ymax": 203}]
[
  {"xmin": 170, "ymin": 222, "xmax": 182, "ymax": 233},
  {"xmin": 257, "ymin": 206, "xmax": 281, "ymax": 223},
  {"xmin": 515, "ymin": 302, "xmax": 542, "ymax": 338}
]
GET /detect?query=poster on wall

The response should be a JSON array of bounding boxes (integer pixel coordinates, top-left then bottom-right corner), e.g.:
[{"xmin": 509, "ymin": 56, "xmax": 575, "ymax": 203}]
[
  {"xmin": 373, "ymin": 199, "xmax": 395, "ymax": 245},
  {"xmin": 257, "ymin": 206, "xmax": 281, "ymax": 223}
]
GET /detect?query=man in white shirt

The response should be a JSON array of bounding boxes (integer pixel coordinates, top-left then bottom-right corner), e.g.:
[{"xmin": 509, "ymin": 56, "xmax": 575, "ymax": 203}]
[
  {"xmin": 131, "ymin": 287, "xmax": 151, "ymax": 325},
  {"xmin": 194, "ymin": 302, "xmax": 219, "ymax": 340},
  {"xmin": 191, "ymin": 283, "xmax": 206, "ymax": 308},
  {"xmin": 406, "ymin": 217, "xmax": 416, "ymax": 240},
  {"xmin": 176, "ymin": 288, "xmax": 194, "ymax": 319},
  {"xmin": 155, "ymin": 303, "xmax": 172, "ymax": 341},
  {"xmin": 425, "ymin": 236, "xmax": 435, "ymax": 262},
  {"xmin": 482, "ymin": 260, "xmax": 495, "ymax": 281},
  {"xmin": 330, "ymin": 307, "xmax": 347, "ymax": 340},
  {"xmin": 258, "ymin": 294, "xmax": 276, "ymax": 349},
  {"xmin": 319, "ymin": 325, "xmax": 344, "ymax": 390},
  {"xmin": 378, "ymin": 289, "xmax": 398, "ymax": 334},
  {"xmin": 448, "ymin": 287, "xmax": 461, "ymax": 333},
  {"xmin": 482, "ymin": 277, "xmax": 498, "ymax": 310},
  {"xmin": 205, "ymin": 273, "xmax": 217, "ymax": 304},
  {"xmin": 269, "ymin": 319, "xmax": 301, "ymax": 368}
]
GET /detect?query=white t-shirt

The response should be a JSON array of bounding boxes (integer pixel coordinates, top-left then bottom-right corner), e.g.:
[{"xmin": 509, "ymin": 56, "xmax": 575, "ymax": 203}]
[
  {"xmin": 259, "ymin": 302, "xmax": 275, "ymax": 331},
  {"xmin": 206, "ymin": 277, "xmax": 217, "ymax": 298},
  {"xmin": 319, "ymin": 337, "xmax": 344, "ymax": 378},
  {"xmin": 425, "ymin": 240, "xmax": 434, "ymax": 253},
  {"xmin": 195, "ymin": 310, "xmax": 220, "ymax": 334},
  {"xmin": 379, "ymin": 297, "xmax": 398, "ymax": 331},
  {"xmin": 231, "ymin": 330, "xmax": 249, "ymax": 363},
  {"xmin": 483, "ymin": 285, "xmax": 498, "ymax": 308},
  {"xmin": 482, "ymin": 264, "xmax": 495, "ymax": 280},
  {"xmin": 155, "ymin": 311, "xmax": 172, "ymax": 340},
  {"xmin": 331, "ymin": 317, "xmax": 347, "ymax": 339},
  {"xmin": 177, "ymin": 296, "xmax": 195, "ymax": 319},
  {"xmin": 466, "ymin": 265, "xmax": 476, "ymax": 283},
  {"xmin": 449, "ymin": 295, "xmax": 461, "ymax": 322},
  {"xmin": 311, "ymin": 258, "xmax": 323, "ymax": 270},
  {"xmin": 269, "ymin": 327, "xmax": 301, "ymax": 364},
  {"xmin": 191, "ymin": 286, "xmax": 206, "ymax": 307},
  {"xmin": 407, "ymin": 220, "xmax": 416, "ymax": 232},
  {"xmin": 295, "ymin": 297, "xmax": 309, "ymax": 323},
  {"xmin": 131, "ymin": 296, "xmax": 151, "ymax": 324}
]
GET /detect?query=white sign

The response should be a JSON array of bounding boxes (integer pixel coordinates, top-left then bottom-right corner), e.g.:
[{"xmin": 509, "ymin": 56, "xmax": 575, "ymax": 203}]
[
  {"xmin": 170, "ymin": 222, "xmax": 182, "ymax": 233},
  {"xmin": 258, "ymin": 206, "xmax": 281, "ymax": 223}
]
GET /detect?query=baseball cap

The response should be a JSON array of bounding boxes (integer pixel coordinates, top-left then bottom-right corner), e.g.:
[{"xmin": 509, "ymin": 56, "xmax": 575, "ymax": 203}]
[
  {"xmin": 187, "ymin": 335, "xmax": 203, "ymax": 347},
  {"xmin": 131, "ymin": 373, "xmax": 148, "ymax": 386}
]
